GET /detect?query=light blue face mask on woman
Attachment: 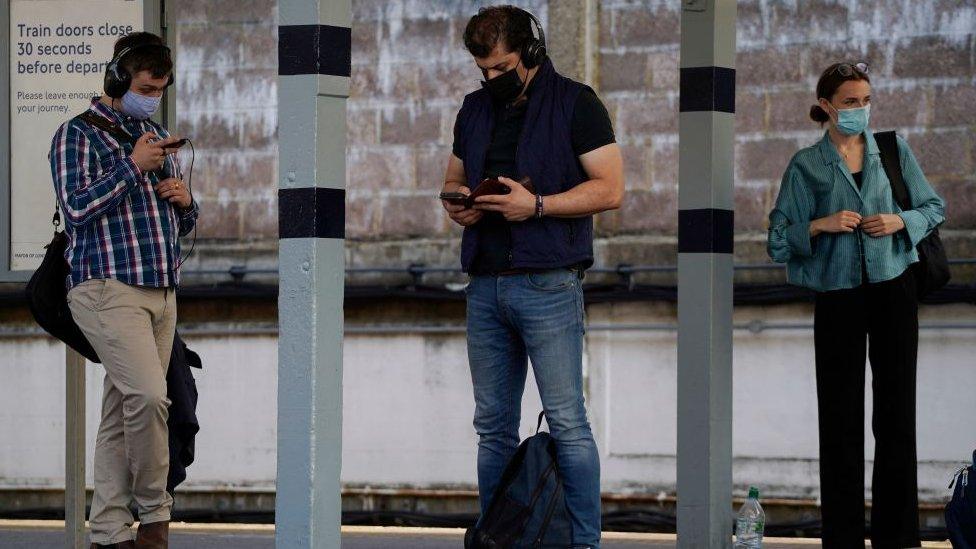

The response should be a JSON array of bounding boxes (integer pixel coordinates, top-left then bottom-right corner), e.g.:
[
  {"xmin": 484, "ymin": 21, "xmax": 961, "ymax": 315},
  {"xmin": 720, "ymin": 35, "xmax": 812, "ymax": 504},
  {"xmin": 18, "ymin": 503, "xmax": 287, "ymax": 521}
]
[
  {"xmin": 831, "ymin": 104, "xmax": 871, "ymax": 136},
  {"xmin": 120, "ymin": 90, "xmax": 162, "ymax": 120}
]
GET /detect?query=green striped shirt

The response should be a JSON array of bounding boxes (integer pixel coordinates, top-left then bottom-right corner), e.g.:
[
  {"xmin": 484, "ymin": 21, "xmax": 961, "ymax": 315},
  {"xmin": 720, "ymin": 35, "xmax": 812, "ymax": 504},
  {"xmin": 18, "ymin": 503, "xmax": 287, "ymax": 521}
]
[{"xmin": 767, "ymin": 131, "xmax": 945, "ymax": 292}]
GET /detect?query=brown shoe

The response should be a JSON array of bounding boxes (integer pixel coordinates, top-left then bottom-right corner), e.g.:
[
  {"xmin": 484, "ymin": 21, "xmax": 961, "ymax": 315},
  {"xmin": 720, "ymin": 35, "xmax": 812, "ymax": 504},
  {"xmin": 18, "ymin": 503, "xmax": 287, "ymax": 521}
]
[
  {"xmin": 90, "ymin": 542, "xmax": 135, "ymax": 548},
  {"xmin": 135, "ymin": 520, "xmax": 169, "ymax": 548}
]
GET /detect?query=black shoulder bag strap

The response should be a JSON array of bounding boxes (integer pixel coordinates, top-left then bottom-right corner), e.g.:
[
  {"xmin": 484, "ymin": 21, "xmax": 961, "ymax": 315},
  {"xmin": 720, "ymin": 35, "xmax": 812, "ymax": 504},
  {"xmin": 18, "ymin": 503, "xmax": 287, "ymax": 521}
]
[
  {"xmin": 76, "ymin": 110, "xmax": 135, "ymax": 145},
  {"xmin": 874, "ymin": 130, "xmax": 909, "ymax": 209},
  {"xmin": 874, "ymin": 130, "xmax": 951, "ymax": 297}
]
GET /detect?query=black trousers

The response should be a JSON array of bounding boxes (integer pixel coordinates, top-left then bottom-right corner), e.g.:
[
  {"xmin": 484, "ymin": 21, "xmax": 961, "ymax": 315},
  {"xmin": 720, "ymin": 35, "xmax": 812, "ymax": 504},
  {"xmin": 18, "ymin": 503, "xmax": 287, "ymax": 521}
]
[{"xmin": 814, "ymin": 270, "xmax": 921, "ymax": 549}]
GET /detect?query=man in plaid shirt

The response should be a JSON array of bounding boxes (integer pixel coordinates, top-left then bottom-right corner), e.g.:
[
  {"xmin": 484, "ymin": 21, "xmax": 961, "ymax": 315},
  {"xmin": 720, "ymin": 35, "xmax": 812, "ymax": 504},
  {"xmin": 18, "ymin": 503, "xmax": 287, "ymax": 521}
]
[{"xmin": 51, "ymin": 32, "xmax": 197, "ymax": 549}]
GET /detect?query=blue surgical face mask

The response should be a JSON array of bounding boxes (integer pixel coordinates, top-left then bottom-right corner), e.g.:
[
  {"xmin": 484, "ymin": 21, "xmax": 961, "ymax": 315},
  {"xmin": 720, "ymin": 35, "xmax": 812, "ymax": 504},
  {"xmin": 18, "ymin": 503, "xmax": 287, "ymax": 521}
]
[
  {"xmin": 830, "ymin": 103, "xmax": 871, "ymax": 136},
  {"xmin": 120, "ymin": 90, "xmax": 162, "ymax": 120}
]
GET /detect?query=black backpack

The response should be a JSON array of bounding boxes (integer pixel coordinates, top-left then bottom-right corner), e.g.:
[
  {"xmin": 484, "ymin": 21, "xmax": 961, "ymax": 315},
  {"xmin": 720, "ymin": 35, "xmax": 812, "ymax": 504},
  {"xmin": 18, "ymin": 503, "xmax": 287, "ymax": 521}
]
[
  {"xmin": 874, "ymin": 131, "xmax": 951, "ymax": 297},
  {"xmin": 946, "ymin": 450, "xmax": 976, "ymax": 549},
  {"xmin": 465, "ymin": 412, "xmax": 573, "ymax": 548},
  {"xmin": 25, "ymin": 221, "xmax": 100, "ymax": 363}
]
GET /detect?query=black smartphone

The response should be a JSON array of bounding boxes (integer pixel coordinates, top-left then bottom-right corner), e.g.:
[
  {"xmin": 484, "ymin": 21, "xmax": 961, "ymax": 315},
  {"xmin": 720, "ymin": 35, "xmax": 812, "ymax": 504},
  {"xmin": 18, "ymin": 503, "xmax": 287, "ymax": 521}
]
[
  {"xmin": 163, "ymin": 138, "xmax": 189, "ymax": 151},
  {"xmin": 439, "ymin": 192, "xmax": 469, "ymax": 206}
]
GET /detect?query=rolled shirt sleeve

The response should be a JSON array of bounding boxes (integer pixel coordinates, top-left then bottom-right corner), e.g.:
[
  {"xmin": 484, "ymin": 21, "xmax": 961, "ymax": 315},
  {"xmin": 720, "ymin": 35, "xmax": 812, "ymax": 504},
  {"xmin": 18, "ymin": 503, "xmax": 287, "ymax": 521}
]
[
  {"xmin": 177, "ymin": 199, "xmax": 199, "ymax": 237},
  {"xmin": 894, "ymin": 135, "xmax": 945, "ymax": 249},
  {"xmin": 768, "ymin": 165, "xmax": 816, "ymax": 262}
]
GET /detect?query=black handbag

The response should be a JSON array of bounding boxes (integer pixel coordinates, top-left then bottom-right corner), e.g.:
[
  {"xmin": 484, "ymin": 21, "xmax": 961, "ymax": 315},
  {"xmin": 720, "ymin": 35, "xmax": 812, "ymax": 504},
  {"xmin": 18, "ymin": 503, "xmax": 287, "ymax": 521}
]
[
  {"xmin": 24, "ymin": 208, "xmax": 100, "ymax": 363},
  {"xmin": 874, "ymin": 131, "xmax": 950, "ymax": 298}
]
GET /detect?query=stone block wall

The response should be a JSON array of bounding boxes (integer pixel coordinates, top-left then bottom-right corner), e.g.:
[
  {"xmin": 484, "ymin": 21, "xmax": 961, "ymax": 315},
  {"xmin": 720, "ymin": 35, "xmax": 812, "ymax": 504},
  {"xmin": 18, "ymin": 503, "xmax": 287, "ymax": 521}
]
[
  {"xmin": 168, "ymin": 0, "xmax": 279, "ymax": 247},
  {"xmin": 169, "ymin": 0, "xmax": 976, "ymax": 276}
]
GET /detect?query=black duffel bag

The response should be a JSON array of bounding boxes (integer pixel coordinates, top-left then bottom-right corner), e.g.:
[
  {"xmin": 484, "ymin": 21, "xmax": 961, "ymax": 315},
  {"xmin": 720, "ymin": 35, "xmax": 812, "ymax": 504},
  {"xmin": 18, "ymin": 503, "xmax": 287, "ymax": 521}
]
[
  {"xmin": 25, "ymin": 210, "xmax": 100, "ymax": 363},
  {"xmin": 875, "ymin": 131, "xmax": 951, "ymax": 298}
]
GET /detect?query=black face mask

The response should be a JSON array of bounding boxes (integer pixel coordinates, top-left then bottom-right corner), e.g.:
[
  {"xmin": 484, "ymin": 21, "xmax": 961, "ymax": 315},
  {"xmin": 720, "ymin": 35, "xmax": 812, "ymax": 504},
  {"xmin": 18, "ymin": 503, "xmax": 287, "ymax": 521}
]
[{"xmin": 482, "ymin": 59, "xmax": 525, "ymax": 103}]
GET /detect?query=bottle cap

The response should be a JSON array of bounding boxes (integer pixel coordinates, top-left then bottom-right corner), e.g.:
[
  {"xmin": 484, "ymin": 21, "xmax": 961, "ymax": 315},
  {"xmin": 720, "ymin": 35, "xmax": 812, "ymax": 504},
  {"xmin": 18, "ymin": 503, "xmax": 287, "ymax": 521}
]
[{"xmin": 748, "ymin": 486, "xmax": 760, "ymax": 499}]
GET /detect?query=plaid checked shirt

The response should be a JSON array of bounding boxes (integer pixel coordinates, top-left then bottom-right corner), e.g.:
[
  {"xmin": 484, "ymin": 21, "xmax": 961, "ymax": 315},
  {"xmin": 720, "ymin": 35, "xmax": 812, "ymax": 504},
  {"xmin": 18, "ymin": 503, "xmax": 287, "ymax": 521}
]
[{"xmin": 50, "ymin": 98, "xmax": 199, "ymax": 289}]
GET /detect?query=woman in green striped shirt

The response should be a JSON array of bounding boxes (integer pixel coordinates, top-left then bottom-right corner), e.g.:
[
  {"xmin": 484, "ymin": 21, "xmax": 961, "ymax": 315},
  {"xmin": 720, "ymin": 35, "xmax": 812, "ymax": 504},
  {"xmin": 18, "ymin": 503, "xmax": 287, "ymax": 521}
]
[{"xmin": 767, "ymin": 62, "xmax": 944, "ymax": 549}]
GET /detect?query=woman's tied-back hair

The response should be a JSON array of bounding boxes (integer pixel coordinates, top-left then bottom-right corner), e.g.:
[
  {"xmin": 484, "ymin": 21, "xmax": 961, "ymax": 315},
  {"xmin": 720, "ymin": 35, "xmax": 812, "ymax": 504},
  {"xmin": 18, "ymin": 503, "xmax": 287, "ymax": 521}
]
[
  {"xmin": 463, "ymin": 5, "xmax": 535, "ymax": 59},
  {"xmin": 810, "ymin": 62, "xmax": 870, "ymax": 125}
]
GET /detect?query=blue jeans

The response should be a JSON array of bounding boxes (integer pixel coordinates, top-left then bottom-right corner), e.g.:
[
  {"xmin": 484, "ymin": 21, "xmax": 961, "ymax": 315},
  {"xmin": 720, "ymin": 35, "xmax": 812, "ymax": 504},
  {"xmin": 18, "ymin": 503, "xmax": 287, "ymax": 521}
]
[{"xmin": 466, "ymin": 269, "xmax": 601, "ymax": 548}]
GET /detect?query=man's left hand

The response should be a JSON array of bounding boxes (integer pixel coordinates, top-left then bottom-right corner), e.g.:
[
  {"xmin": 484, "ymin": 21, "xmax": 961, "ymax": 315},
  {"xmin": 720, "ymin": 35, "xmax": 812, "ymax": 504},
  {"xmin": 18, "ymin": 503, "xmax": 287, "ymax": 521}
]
[
  {"xmin": 473, "ymin": 177, "xmax": 536, "ymax": 222},
  {"xmin": 155, "ymin": 178, "xmax": 193, "ymax": 210},
  {"xmin": 861, "ymin": 213, "xmax": 905, "ymax": 237}
]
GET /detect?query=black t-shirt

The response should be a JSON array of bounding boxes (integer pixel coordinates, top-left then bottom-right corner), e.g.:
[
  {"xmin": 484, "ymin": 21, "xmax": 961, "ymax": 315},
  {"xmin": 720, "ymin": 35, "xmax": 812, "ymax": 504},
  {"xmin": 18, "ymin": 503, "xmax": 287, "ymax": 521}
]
[
  {"xmin": 851, "ymin": 171, "xmax": 868, "ymax": 282},
  {"xmin": 452, "ymin": 86, "xmax": 616, "ymax": 275}
]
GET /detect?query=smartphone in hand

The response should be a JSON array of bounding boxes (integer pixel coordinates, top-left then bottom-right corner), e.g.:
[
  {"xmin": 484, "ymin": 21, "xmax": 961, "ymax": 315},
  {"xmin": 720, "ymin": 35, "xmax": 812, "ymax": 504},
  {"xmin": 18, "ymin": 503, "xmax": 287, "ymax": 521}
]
[
  {"xmin": 439, "ymin": 191, "xmax": 470, "ymax": 208},
  {"xmin": 163, "ymin": 138, "xmax": 189, "ymax": 152}
]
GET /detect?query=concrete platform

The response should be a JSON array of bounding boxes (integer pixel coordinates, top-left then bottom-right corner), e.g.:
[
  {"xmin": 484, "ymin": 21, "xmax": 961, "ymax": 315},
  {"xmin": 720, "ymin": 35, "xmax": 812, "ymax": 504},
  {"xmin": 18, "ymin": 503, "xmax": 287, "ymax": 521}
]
[{"xmin": 0, "ymin": 520, "xmax": 953, "ymax": 548}]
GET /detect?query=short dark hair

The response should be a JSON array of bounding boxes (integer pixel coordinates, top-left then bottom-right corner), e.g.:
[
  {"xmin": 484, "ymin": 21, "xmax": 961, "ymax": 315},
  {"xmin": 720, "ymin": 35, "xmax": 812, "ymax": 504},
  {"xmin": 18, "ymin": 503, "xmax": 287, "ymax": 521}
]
[
  {"xmin": 463, "ymin": 5, "xmax": 535, "ymax": 59},
  {"xmin": 112, "ymin": 32, "xmax": 172, "ymax": 80},
  {"xmin": 810, "ymin": 62, "xmax": 871, "ymax": 124}
]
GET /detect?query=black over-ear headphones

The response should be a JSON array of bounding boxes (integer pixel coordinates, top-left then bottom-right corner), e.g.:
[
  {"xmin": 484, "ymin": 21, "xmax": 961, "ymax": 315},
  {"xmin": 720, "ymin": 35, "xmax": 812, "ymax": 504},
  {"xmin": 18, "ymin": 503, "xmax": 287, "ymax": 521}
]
[
  {"xmin": 104, "ymin": 43, "xmax": 174, "ymax": 99},
  {"xmin": 518, "ymin": 8, "xmax": 547, "ymax": 69}
]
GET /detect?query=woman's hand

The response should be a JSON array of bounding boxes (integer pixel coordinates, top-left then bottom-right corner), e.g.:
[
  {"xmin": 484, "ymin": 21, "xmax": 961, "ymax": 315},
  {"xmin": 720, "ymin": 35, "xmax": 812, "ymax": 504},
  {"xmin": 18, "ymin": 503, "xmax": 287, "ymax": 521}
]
[
  {"xmin": 810, "ymin": 210, "xmax": 862, "ymax": 236},
  {"xmin": 861, "ymin": 214, "xmax": 905, "ymax": 237}
]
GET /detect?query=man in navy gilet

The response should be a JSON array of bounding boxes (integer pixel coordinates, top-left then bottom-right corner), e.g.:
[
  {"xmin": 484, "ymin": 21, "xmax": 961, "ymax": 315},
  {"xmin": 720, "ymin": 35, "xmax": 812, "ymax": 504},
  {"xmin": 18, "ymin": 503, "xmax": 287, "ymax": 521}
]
[{"xmin": 440, "ymin": 6, "xmax": 623, "ymax": 547}]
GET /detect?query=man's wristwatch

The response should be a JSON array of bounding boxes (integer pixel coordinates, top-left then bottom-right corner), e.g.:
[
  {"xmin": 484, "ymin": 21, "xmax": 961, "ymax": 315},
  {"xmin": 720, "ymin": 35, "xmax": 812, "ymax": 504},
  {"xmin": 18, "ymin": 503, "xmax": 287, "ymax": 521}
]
[{"xmin": 535, "ymin": 194, "xmax": 544, "ymax": 219}]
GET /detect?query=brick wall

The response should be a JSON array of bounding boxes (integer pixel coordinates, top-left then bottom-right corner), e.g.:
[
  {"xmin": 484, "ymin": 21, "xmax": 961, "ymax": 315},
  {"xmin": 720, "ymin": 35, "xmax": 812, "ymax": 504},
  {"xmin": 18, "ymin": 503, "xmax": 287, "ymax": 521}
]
[
  {"xmin": 171, "ymin": 0, "xmax": 976, "ymax": 275},
  {"xmin": 345, "ymin": 0, "xmax": 548, "ymax": 269},
  {"xmin": 596, "ymin": 0, "xmax": 976, "ymax": 268},
  {"xmin": 168, "ymin": 0, "xmax": 278, "ymax": 244}
]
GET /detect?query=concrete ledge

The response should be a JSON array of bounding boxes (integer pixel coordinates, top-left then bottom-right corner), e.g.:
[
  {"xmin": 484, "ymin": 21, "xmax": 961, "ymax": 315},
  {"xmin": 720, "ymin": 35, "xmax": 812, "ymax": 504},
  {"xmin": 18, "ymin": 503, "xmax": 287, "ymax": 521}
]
[{"xmin": 0, "ymin": 520, "xmax": 953, "ymax": 547}]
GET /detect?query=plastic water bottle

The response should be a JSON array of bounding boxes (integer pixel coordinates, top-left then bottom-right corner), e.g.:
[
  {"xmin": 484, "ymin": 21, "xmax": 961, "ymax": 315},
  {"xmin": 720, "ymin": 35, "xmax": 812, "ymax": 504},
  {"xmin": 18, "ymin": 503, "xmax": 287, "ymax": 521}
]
[{"xmin": 734, "ymin": 486, "xmax": 765, "ymax": 548}]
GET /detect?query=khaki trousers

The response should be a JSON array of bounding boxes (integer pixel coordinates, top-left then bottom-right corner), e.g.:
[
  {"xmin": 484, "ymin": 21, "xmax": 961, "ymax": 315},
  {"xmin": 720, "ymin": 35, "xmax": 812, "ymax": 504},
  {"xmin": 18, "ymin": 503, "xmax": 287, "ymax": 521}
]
[{"xmin": 67, "ymin": 278, "xmax": 176, "ymax": 545}]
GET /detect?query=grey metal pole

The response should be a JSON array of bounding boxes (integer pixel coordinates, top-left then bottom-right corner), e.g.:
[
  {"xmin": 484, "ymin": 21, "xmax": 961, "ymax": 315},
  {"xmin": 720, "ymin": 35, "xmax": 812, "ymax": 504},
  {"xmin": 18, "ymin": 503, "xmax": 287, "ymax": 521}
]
[
  {"xmin": 65, "ymin": 346, "xmax": 86, "ymax": 549},
  {"xmin": 676, "ymin": 0, "xmax": 737, "ymax": 547},
  {"xmin": 275, "ymin": 1, "xmax": 350, "ymax": 547}
]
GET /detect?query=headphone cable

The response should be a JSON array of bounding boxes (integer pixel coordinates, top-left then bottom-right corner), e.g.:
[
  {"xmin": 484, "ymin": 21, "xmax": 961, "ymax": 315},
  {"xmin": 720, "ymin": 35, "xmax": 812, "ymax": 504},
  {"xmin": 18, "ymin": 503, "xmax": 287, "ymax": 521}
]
[{"xmin": 174, "ymin": 138, "xmax": 197, "ymax": 271}]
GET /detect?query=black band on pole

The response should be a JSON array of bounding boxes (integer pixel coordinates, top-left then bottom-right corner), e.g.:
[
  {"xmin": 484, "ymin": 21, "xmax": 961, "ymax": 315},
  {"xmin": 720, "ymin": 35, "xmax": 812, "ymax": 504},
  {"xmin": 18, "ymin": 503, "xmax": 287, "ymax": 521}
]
[
  {"xmin": 279, "ymin": 187, "xmax": 346, "ymax": 239},
  {"xmin": 678, "ymin": 208, "xmax": 734, "ymax": 253},
  {"xmin": 679, "ymin": 67, "xmax": 735, "ymax": 114},
  {"xmin": 279, "ymin": 25, "xmax": 352, "ymax": 77}
]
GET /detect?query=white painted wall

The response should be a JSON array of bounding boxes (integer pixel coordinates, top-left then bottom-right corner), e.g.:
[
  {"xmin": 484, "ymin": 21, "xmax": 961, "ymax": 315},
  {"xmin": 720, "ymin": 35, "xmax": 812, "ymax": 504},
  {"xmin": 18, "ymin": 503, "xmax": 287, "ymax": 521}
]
[{"xmin": 1, "ymin": 302, "xmax": 973, "ymax": 502}]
